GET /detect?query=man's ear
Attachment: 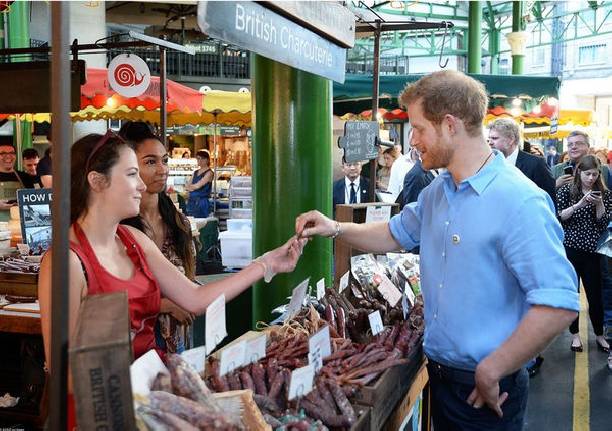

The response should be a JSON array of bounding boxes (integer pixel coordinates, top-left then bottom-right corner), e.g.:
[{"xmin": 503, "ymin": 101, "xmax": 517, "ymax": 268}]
[
  {"xmin": 443, "ymin": 114, "xmax": 461, "ymax": 136},
  {"xmin": 87, "ymin": 171, "xmax": 108, "ymax": 192}
]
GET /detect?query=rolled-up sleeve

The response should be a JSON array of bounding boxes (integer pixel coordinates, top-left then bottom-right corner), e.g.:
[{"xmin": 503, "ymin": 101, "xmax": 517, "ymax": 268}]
[
  {"xmin": 389, "ymin": 201, "xmax": 422, "ymax": 251},
  {"xmin": 501, "ymin": 195, "xmax": 580, "ymax": 311}
]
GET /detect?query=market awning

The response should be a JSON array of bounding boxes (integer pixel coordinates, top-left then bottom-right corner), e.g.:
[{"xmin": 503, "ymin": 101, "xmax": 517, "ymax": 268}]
[
  {"xmin": 333, "ymin": 73, "xmax": 561, "ymax": 116},
  {"xmin": 0, "ymin": 69, "xmax": 252, "ymax": 127}
]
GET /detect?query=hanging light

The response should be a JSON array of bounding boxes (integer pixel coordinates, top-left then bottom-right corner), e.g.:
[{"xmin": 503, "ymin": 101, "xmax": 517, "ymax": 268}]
[
  {"xmin": 106, "ymin": 97, "xmax": 116, "ymax": 108},
  {"xmin": 389, "ymin": 1, "xmax": 404, "ymax": 9},
  {"xmin": 512, "ymin": 97, "xmax": 522, "ymax": 107},
  {"xmin": 547, "ymin": 97, "xmax": 558, "ymax": 106},
  {"xmin": 510, "ymin": 107, "xmax": 522, "ymax": 117},
  {"xmin": 532, "ymin": 105, "xmax": 542, "ymax": 115}
]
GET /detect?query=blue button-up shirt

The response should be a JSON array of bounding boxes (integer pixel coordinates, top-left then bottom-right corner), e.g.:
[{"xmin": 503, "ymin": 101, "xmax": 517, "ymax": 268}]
[{"xmin": 389, "ymin": 152, "xmax": 579, "ymax": 371}]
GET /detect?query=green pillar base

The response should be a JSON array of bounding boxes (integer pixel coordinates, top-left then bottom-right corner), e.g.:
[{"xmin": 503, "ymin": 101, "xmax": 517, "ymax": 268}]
[{"xmin": 251, "ymin": 55, "xmax": 333, "ymax": 325}]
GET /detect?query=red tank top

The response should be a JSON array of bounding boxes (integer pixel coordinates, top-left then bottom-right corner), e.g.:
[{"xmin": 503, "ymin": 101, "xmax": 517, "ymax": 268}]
[{"xmin": 69, "ymin": 223, "xmax": 161, "ymax": 360}]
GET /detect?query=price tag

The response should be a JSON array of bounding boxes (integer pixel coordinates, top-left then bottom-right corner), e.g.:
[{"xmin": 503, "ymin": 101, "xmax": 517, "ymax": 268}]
[
  {"xmin": 130, "ymin": 350, "xmax": 169, "ymax": 396},
  {"xmin": 308, "ymin": 345, "xmax": 323, "ymax": 372},
  {"xmin": 377, "ymin": 274, "xmax": 402, "ymax": 307},
  {"xmin": 205, "ymin": 294, "xmax": 227, "ymax": 354},
  {"xmin": 339, "ymin": 271, "xmax": 349, "ymax": 293},
  {"xmin": 316, "ymin": 278, "xmax": 326, "ymax": 300},
  {"xmin": 308, "ymin": 326, "xmax": 331, "ymax": 372},
  {"xmin": 285, "ymin": 278, "xmax": 310, "ymax": 320},
  {"xmin": 288, "ymin": 364, "xmax": 315, "ymax": 400},
  {"xmin": 219, "ymin": 340, "xmax": 247, "ymax": 376},
  {"xmin": 405, "ymin": 281, "xmax": 416, "ymax": 306},
  {"xmin": 365, "ymin": 205, "xmax": 391, "ymax": 224},
  {"xmin": 180, "ymin": 346, "xmax": 207, "ymax": 374},
  {"xmin": 368, "ymin": 310, "xmax": 384, "ymax": 336},
  {"xmin": 246, "ymin": 334, "xmax": 267, "ymax": 364}
]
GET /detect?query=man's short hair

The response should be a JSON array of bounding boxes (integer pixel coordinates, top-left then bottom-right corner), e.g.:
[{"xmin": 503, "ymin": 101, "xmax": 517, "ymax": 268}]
[
  {"xmin": 22, "ymin": 148, "xmax": 39, "ymax": 160},
  {"xmin": 568, "ymin": 130, "xmax": 590, "ymax": 146},
  {"xmin": 0, "ymin": 143, "xmax": 15, "ymax": 150},
  {"xmin": 398, "ymin": 70, "xmax": 488, "ymax": 137},
  {"xmin": 488, "ymin": 118, "xmax": 520, "ymax": 146}
]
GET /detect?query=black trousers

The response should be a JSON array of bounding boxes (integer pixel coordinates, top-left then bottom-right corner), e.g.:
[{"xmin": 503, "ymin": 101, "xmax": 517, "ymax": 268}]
[
  {"xmin": 427, "ymin": 360, "xmax": 529, "ymax": 431},
  {"xmin": 566, "ymin": 247, "xmax": 604, "ymax": 336}
]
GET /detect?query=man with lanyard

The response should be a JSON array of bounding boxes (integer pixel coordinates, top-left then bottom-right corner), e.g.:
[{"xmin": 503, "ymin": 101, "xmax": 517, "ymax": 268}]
[
  {"xmin": 296, "ymin": 70, "xmax": 579, "ymax": 430},
  {"xmin": 0, "ymin": 143, "xmax": 38, "ymax": 221},
  {"xmin": 332, "ymin": 161, "xmax": 371, "ymax": 215}
]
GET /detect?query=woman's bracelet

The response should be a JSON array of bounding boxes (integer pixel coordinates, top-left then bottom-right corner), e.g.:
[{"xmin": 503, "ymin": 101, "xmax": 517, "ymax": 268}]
[{"xmin": 331, "ymin": 221, "xmax": 341, "ymax": 239}]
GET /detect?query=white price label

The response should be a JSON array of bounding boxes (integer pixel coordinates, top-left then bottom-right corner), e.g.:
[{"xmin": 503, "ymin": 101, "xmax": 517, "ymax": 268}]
[
  {"xmin": 219, "ymin": 340, "xmax": 247, "ymax": 376},
  {"xmin": 316, "ymin": 278, "xmax": 326, "ymax": 300},
  {"xmin": 180, "ymin": 346, "xmax": 207, "ymax": 375},
  {"xmin": 130, "ymin": 350, "xmax": 168, "ymax": 397},
  {"xmin": 308, "ymin": 345, "xmax": 323, "ymax": 372},
  {"xmin": 365, "ymin": 205, "xmax": 392, "ymax": 224},
  {"xmin": 288, "ymin": 364, "xmax": 315, "ymax": 400},
  {"xmin": 205, "ymin": 294, "xmax": 227, "ymax": 354},
  {"xmin": 339, "ymin": 271, "xmax": 349, "ymax": 293},
  {"xmin": 246, "ymin": 334, "xmax": 267, "ymax": 364},
  {"xmin": 286, "ymin": 278, "xmax": 310, "ymax": 320},
  {"xmin": 368, "ymin": 310, "xmax": 384, "ymax": 336},
  {"xmin": 309, "ymin": 326, "xmax": 332, "ymax": 359},
  {"xmin": 377, "ymin": 274, "xmax": 402, "ymax": 307}
]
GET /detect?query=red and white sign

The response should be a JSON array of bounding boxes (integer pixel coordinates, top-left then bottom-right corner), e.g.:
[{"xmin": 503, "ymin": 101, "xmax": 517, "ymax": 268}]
[{"xmin": 107, "ymin": 54, "xmax": 151, "ymax": 98}]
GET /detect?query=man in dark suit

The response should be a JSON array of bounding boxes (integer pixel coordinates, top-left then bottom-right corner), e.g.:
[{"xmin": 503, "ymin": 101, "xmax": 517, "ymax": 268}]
[
  {"xmin": 401, "ymin": 158, "xmax": 436, "ymax": 207},
  {"xmin": 333, "ymin": 161, "xmax": 371, "ymax": 214},
  {"xmin": 488, "ymin": 118, "xmax": 557, "ymax": 378},
  {"xmin": 488, "ymin": 118, "xmax": 556, "ymax": 204}
]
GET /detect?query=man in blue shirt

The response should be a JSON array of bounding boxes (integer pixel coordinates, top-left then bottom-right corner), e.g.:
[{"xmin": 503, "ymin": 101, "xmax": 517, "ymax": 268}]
[{"xmin": 296, "ymin": 71, "xmax": 579, "ymax": 430}]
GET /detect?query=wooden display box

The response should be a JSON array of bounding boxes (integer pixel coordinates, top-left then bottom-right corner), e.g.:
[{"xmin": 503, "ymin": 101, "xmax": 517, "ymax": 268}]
[
  {"xmin": 0, "ymin": 272, "xmax": 38, "ymax": 297},
  {"xmin": 69, "ymin": 292, "xmax": 135, "ymax": 431},
  {"xmin": 334, "ymin": 203, "xmax": 399, "ymax": 283},
  {"xmin": 350, "ymin": 405, "xmax": 372, "ymax": 431},
  {"xmin": 351, "ymin": 344, "xmax": 424, "ymax": 431}
]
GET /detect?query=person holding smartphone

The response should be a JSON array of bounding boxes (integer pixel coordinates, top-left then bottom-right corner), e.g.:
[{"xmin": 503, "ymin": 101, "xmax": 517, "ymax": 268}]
[
  {"xmin": 552, "ymin": 131, "xmax": 611, "ymax": 189},
  {"xmin": 557, "ymin": 154, "xmax": 612, "ymax": 353}
]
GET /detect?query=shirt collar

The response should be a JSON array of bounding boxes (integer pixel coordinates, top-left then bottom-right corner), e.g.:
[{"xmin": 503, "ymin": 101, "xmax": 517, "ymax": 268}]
[
  {"xmin": 506, "ymin": 146, "xmax": 519, "ymax": 166},
  {"xmin": 345, "ymin": 176, "xmax": 357, "ymax": 187},
  {"xmin": 440, "ymin": 151, "xmax": 504, "ymax": 196}
]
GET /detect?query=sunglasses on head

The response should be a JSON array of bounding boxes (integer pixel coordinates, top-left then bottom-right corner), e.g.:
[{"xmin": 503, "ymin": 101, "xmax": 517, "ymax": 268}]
[{"xmin": 84, "ymin": 130, "xmax": 124, "ymax": 172}]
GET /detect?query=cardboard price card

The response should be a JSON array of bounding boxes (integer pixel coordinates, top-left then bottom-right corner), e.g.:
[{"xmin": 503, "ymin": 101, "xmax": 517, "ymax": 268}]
[
  {"xmin": 219, "ymin": 340, "xmax": 247, "ymax": 376},
  {"xmin": 245, "ymin": 334, "xmax": 267, "ymax": 364},
  {"xmin": 316, "ymin": 278, "xmax": 326, "ymax": 300},
  {"xmin": 339, "ymin": 271, "xmax": 349, "ymax": 293},
  {"xmin": 368, "ymin": 310, "xmax": 384, "ymax": 336},
  {"xmin": 181, "ymin": 346, "xmax": 207, "ymax": 375},
  {"xmin": 288, "ymin": 364, "xmax": 315, "ymax": 400},
  {"xmin": 377, "ymin": 273, "xmax": 402, "ymax": 307},
  {"xmin": 365, "ymin": 205, "xmax": 392, "ymax": 224},
  {"xmin": 205, "ymin": 294, "xmax": 227, "ymax": 354},
  {"xmin": 130, "ymin": 350, "xmax": 169, "ymax": 396},
  {"xmin": 285, "ymin": 278, "xmax": 310, "ymax": 321},
  {"xmin": 308, "ymin": 326, "xmax": 331, "ymax": 372}
]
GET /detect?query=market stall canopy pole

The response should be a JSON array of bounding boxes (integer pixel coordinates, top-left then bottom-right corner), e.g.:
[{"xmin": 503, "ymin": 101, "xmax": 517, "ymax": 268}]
[
  {"xmin": 49, "ymin": 2, "xmax": 71, "ymax": 430},
  {"xmin": 127, "ymin": 31, "xmax": 195, "ymax": 146}
]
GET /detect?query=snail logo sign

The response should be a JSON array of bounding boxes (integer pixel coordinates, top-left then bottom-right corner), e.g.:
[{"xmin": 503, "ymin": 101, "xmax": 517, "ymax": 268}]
[{"xmin": 107, "ymin": 54, "xmax": 151, "ymax": 98}]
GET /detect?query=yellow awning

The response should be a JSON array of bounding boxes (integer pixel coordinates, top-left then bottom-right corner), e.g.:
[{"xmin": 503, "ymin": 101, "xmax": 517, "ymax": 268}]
[{"xmin": 202, "ymin": 90, "xmax": 251, "ymax": 114}]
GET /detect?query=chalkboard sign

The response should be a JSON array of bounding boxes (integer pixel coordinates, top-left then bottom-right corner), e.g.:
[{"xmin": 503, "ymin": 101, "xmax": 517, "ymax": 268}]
[{"xmin": 338, "ymin": 121, "xmax": 379, "ymax": 163}]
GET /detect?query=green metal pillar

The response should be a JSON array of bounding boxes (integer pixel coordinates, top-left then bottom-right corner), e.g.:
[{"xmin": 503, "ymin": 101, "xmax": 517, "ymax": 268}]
[
  {"xmin": 251, "ymin": 55, "xmax": 333, "ymax": 324},
  {"xmin": 489, "ymin": 28, "xmax": 500, "ymax": 74},
  {"xmin": 512, "ymin": 1, "xmax": 525, "ymax": 75},
  {"xmin": 7, "ymin": 0, "xmax": 32, "ymax": 165},
  {"xmin": 467, "ymin": 1, "xmax": 482, "ymax": 73}
]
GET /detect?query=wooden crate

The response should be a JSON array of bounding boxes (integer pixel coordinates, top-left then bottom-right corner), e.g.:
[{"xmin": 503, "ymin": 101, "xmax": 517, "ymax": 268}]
[
  {"xmin": 0, "ymin": 272, "xmax": 38, "ymax": 296},
  {"xmin": 350, "ymin": 404, "xmax": 372, "ymax": 431},
  {"xmin": 351, "ymin": 345, "xmax": 424, "ymax": 431},
  {"xmin": 69, "ymin": 292, "xmax": 135, "ymax": 431},
  {"xmin": 383, "ymin": 362, "xmax": 429, "ymax": 431}
]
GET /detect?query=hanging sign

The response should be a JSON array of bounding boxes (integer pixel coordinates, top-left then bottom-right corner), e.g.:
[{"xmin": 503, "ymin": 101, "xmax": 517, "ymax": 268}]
[
  {"xmin": 338, "ymin": 121, "xmax": 380, "ymax": 163},
  {"xmin": 197, "ymin": 1, "xmax": 347, "ymax": 83},
  {"xmin": 108, "ymin": 54, "xmax": 151, "ymax": 98}
]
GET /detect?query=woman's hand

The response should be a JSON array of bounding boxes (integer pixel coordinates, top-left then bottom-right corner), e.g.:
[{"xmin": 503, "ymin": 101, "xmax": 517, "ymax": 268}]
[
  {"xmin": 586, "ymin": 191, "xmax": 603, "ymax": 207},
  {"xmin": 575, "ymin": 192, "xmax": 594, "ymax": 209},
  {"xmin": 160, "ymin": 298, "xmax": 195, "ymax": 325},
  {"xmin": 261, "ymin": 236, "xmax": 308, "ymax": 275}
]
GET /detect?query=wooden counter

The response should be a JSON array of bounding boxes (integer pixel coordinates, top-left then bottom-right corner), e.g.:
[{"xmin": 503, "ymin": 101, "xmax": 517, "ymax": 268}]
[{"xmin": 0, "ymin": 309, "xmax": 41, "ymax": 335}]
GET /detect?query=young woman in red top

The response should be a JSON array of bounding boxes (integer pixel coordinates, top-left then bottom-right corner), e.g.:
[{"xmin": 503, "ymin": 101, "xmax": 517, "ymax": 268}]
[{"xmin": 38, "ymin": 131, "xmax": 304, "ymax": 426}]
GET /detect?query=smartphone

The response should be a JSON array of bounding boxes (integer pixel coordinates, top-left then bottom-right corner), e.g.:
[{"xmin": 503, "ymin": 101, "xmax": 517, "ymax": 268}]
[
  {"xmin": 591, "ymin": 191, "xmax": 602, "ymax": 197},
  {"xmin": 563, "ymin": 166, "xmax": 574, "ymax": 176}
]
